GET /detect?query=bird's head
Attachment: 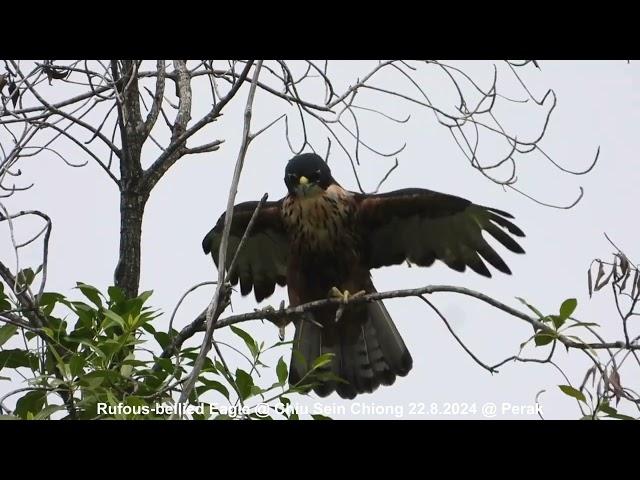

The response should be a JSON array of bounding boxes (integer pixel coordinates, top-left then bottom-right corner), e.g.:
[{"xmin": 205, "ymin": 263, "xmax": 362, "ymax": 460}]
[{"xmin": 284, "ymin": 153, "xmax": 334, "ymax": 198}]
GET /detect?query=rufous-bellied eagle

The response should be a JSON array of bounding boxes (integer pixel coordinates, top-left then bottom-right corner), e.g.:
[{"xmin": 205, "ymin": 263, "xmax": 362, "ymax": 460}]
[{"xmin": 202, "ymin": 153, "xmax": 525, "ymax": 399}]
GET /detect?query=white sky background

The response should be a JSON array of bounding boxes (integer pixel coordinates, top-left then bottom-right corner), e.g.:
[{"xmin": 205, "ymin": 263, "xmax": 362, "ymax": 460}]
[{"xmin": 1, "ymin": 60, "xmax": 638, "ymax": 419}]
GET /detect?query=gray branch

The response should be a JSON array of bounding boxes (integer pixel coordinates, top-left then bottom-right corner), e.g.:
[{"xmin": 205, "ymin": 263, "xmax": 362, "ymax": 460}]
[{"xmin": 173, "ymin": 60, "xmax": 262, "ymax": 415}]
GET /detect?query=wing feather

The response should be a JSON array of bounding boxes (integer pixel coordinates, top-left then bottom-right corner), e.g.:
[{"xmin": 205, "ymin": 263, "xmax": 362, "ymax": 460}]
[
  {"xmin": 202, "ymin": 200, "xmax": 288, "ymax": 302},
  {"xmin": 356, "ymin": 188, "xmax": 525, "ymax": 277}
]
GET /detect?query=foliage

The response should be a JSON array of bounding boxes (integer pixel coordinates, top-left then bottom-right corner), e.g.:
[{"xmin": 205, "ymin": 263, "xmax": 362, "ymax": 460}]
[
  {"xmin": 0, "ymin": 280, "xmax": 332, "ymax": 420},
  {"xmin": 515, "ymin": 294, "xmax": 639, "ymax": 420}
]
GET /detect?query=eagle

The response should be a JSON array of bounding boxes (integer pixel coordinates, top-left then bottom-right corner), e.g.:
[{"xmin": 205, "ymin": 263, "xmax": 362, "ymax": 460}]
[{"xmin": 202, "ymin": 153, "xmax": 525, "ymax": 399}]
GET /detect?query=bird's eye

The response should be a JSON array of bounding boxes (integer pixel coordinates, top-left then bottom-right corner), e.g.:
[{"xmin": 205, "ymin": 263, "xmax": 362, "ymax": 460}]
[{"xmin": 287, "ymin": 173, "xmax": 297, "ymax": 180}]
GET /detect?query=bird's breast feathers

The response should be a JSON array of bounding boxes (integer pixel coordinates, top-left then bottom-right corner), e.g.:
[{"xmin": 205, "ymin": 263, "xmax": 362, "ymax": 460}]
[{"xmin": 283, "ymin": 184, "xmax": 356, "ymax": 252}]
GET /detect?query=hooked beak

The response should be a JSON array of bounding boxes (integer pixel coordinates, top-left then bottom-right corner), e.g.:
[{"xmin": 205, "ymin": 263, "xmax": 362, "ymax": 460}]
[{"xmin": 294, "ymin": 176, "xmax": 312, "ymax": 197}]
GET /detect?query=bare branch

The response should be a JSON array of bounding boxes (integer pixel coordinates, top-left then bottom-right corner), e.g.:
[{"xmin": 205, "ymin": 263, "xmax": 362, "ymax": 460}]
[
  {"xmin": 142, "ymin": 61, "xmax": 255, "ymax": 192},
  {"xmin": 142, "ymin": 60, "xmax": 166, "ymax": 139},
  {"xmin": 173, "ymin": 60, "xmax": 262, "ymax": 415}
]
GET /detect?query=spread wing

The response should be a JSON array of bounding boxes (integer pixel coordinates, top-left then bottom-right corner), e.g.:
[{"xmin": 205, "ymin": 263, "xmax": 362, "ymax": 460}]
[
  {"xmin": 356, "ymin": 188, "xmax": 525, "ymax": 277},
  {"xmin": 202, "ymin": 200, "xmax": 289, "ymax": 302}
]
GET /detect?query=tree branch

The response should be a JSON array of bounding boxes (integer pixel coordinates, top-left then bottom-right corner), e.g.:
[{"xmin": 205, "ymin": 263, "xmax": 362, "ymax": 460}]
[
  {"xmin": 142, "ymin": 60, "xmax": 165, "ymax": 140},
  {"xmin": 157, "ymin": 283, "xmax": 640, "ymax": 377},
  {"xmin": 173, "ymin": 60, "xmax": 262, "ymax": 415},
  {"xmin": 142, "ymin": 61, "xmax": 255, "ymax": 193}
]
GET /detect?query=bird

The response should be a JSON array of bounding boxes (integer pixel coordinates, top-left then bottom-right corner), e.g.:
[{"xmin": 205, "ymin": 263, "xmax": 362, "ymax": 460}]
[{"xmin": 202, "ymin": 153, "xmax": 525, "ymax": 399}]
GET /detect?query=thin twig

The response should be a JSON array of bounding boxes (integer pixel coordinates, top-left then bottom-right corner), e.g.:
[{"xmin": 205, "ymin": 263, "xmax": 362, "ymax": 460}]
[{"xmin": 173, "ymin": 60, "xmax": 262, "ymax": 417}]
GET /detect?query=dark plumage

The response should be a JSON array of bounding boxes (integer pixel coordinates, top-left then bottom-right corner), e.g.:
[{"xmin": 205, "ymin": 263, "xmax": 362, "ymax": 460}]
[{"xmin": 202, "ymin": 153, "xmax": 525, "ymax": 399}]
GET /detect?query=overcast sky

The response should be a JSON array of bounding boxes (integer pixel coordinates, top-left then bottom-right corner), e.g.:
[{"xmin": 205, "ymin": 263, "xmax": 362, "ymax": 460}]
[{"xmin": 1, "ymin": 60, "xmax": 638, "ymax": 419}]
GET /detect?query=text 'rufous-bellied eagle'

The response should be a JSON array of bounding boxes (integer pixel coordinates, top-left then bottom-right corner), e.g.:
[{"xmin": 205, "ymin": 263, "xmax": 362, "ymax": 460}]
[{"xmin": 202, "ymin": 153, "xmax": 525, "ymax": 399}]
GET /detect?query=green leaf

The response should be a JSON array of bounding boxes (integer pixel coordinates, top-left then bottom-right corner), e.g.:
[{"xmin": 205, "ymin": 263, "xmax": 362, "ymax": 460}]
[
  {"xmin": 33, "ymin": 404, "xmax": 66, "ymax": 420},
  {"xmin": 102, "ymin": 309, "xmax": 126, "ymax": 330},
  {"xmin": 311, "ymin": 414, "xmax": 332, "ymax": 420},
  {"xmin": 120, "ymin": 354, "xmax": 135, "ymax": 378},
  {"xmin": 0, "ymin": 349, "xmax": 39, "ymax": 370},
  {"xmin": 605, "ymin": 411, "xmax": 635, "ymax": 420},
  {"xmin": 100, "ymin": 338, "xmax": 130, "ymax": 359},
  {"xmin": 124, "ymin": 396, "xmax": 147, "ymax": 407},
  {"xmin": 140, "ymin": 322, "xmax": 157, "ymax": 335},
  {"xmin": 230, "ymin": 325, "xmax": 259, "ymax": 358},
  {"xmin": 597, "ymin": 403, "xmax": 616, "ymax": 415},
  {"xmin": 250, "ymin": 385, "xmax": 264, "ymax": 396},
  {"xmin": 81, "ymin": 370, "xmax": 122, "ymax": 387},
  {"xmin": 137, "ymin": 290, "xmax": 153, "ymax": 305},
  {"xmin": 38, "ymin": 292, "xmax": 66, "ymax": 315},
  {"xmin": 558, "ymin": 385, "xmax": 586, "ymax": 403},
  {"xmin": 41, "ymin": 327, "xmax": 56, "ymax": 340},
  {"xmin": 235, "ymin": 368, "xmax": 254, "ymax": 401},
  {"xmin": 69, "ymin": 354, "xmax": 86, "ymax": 378},
  {"xmin": 559, "ymin": 298, "xmax": 577, "ymax": 319},
  {"xmin": 197, "ymin": 379, "xmax": 230, "ymax": 401},
  {"xmin": 0, "ymin": 294, "xmax": 10, "ymax": 311},
  {"xmin": 0, "ymin": 324, "xmax": 18, "ymax": 347},
  {"xmin": 534, "ymin": 332, "xmax": 555, "ymax": 346},
  {"xmin": 120, "ymin": 358, "xmax": 149, "ymax": 367},
  {"xmin": 0, "ymin": 282, "xmax": 11, "ymax": 309},
  {"xmin": 107, "ymin": 286, "xmax": 125, "ymax": 305},
  {"xmin": 39, "ymin": 291, "xmax": 65, "ymax": 305},
  {"xmin": 65, "ymin": 338, "xmax": 107, "ymax": 361},
  {"xmin": 596, "ymin": 402, "xmax": 635, "ymax": 420},
  {"xmin": 16, "ymin": 268, "xmax": 36, "ymax": 289},
  {"xmin": 153, "ymin": 356, "xmax": 175, "ymax": 374},
  {"xmin": 311, "ymin": 353, "xmax": 334, "ymax": 370},
  {"xmin": 276, "ymin": 356, "xmax": 288, "ymax": 385},
  {"xmin": 15, "ymin": 390, "xmax": 46, "ymax": 419},
  {"xmin": 76, "ymin": 282, "xmax": 103, "ymax": 308},
  {"xmin": 154, "ymin": 332, "xmax": 171, "ymax": 350},
  {"xmin": 214, "ymin": 360, "xmax": 226, "ymax": 374},
  {"xmin": 550, "ymin": 315, "xmax": 565, "ymax": 330}
]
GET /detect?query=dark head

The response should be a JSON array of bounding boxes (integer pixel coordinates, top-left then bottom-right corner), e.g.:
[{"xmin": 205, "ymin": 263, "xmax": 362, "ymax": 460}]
[{"xmin": 284, "ymin": 153, "xmax": 334, "ymax": 198}]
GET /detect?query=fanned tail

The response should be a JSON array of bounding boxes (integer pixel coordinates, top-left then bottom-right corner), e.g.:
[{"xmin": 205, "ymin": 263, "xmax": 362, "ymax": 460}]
[{"xmin": 289, "ymin": 299, "xmax": 413, "ymax": 399}]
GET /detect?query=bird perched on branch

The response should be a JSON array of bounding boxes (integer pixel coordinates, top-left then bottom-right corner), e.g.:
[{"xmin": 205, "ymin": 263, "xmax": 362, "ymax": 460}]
[{"xmin": 202, "ymin": 153, "xmax": 525, "ymax": 399}]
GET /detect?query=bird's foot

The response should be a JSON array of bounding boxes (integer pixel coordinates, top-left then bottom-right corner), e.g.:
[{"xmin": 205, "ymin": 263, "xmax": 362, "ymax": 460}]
[
  {"xmin": 329, "ymin": 287, "xmax": 366, "ymax": 304},
  {"xmin": 260, "ymin": 300, "xmax": 289, "ymax": 341},
  {"xmin": 329, "ymin": 287, "xmax": 366, "ymax": 323}
]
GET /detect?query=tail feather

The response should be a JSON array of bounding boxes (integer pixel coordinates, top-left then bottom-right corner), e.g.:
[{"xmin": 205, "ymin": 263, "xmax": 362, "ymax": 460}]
[
  {"xmin": 289, "ymin": 299, "xmax": 413, "ymax": 399},
  {"xmin": 367, "ymin": 300, "xmax": 413, "ymax": 377},
  {"xmin": 361, "ymin": 314, "xmax": 395, "ymax": 386},
  {"xmin": 289, "ymin": 314, "xmax": 321, "ymax": 388}
]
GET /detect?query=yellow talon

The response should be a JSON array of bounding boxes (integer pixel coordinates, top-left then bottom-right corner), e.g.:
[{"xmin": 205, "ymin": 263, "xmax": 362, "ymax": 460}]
[
  {"xmin": 329, "ymin": 287, "xmax": 348, "ymax": 302},
  {"xmin": 329, "ymin": 287, "xmax": 366, "ymax": 304}
]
